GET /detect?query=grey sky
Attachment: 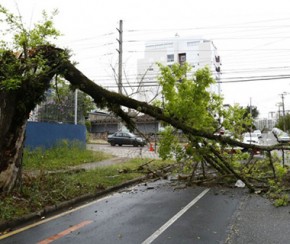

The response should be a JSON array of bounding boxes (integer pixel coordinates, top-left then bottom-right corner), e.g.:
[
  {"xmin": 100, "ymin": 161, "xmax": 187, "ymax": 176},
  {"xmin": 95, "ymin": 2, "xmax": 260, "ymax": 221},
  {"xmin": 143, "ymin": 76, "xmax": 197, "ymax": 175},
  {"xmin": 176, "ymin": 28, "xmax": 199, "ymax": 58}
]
[{"xmin": 1, "ymin": 0, "xmax": 290, "ymax": 118}]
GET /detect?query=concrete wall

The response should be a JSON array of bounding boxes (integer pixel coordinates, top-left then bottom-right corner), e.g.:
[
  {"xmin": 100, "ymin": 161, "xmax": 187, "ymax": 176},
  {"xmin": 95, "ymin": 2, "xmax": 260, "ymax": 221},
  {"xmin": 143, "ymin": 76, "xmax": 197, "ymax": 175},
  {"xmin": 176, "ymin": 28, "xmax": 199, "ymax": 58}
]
[{"xmin": 25, "ymin": 121, "xmax": 86, "ymax": 149}]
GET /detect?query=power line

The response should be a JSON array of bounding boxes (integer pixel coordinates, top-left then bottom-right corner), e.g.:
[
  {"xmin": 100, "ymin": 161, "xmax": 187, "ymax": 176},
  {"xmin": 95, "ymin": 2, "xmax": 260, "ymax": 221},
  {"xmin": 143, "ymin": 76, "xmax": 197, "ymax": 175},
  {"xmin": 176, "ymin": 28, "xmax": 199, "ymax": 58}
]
[
  {"xmin": 93, "ymin": 73, "xmax": 290, "ymax": 88},
  {"xmin": 219, "ymin": 76, "xmax": 290, "ymax": 83}
]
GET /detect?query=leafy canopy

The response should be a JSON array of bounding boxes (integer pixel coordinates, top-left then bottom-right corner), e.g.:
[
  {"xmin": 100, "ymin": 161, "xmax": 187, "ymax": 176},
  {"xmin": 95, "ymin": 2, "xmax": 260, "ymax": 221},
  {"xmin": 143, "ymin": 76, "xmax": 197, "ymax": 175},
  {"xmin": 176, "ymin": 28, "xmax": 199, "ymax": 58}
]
[
  {"xmin": 0, "ymin": 5, "xmax": 60, "ymax": 50},
  {"xmin": 156, "ymin": 63, "xmax": 253, "ymax": 159},
  {"xmin": 157, "ymin": 63, "xmax": 223, "ymax": 132},
  {"xmin": 0, "ymin": 5, "xmax": 61, "ymax": 91}
]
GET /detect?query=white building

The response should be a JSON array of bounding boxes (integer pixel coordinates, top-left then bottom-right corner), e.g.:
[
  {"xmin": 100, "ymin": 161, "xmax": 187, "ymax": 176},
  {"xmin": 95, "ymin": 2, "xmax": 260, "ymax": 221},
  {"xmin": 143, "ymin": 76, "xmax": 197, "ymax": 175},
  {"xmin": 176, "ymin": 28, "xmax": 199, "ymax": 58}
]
[{"xmin": 136, "ymin": 36, "xmax": 221, "ymax": 103}]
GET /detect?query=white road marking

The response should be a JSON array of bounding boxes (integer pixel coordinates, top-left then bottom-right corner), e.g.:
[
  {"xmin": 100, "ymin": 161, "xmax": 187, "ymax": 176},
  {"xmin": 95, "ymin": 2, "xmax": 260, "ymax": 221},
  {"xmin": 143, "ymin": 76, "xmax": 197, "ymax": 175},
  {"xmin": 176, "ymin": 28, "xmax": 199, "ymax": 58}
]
[{"xmin": 142, "ymin": 188, "xmax": 210, "ymax": 244}]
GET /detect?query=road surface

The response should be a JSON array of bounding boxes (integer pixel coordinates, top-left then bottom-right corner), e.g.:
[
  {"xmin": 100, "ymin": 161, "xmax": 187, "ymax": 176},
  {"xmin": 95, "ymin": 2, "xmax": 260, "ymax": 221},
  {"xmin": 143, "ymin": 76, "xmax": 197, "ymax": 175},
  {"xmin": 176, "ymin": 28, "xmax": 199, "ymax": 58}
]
[
  {"xmin": 1, "ymin": 133, "xmax": 289, "ymax": 243},
  {"xmin": 1, "ymin": 179, "xmax": 290, "ymax": 244}
]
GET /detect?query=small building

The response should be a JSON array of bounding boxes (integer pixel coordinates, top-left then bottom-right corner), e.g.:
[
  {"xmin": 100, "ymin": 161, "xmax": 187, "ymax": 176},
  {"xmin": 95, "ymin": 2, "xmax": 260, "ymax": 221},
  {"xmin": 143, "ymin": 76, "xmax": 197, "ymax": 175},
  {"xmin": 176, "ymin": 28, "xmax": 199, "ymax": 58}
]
[
  {"xmin": 89, "ymin": 111, "xmax": 119, "ymax": 139},
  {"xmin": 88, "ymin": 111, "xmax": 161, "ymax": 139},
  {"xmin": 136, "ymin": 36, "xmax": 221, "ymax": 103}
]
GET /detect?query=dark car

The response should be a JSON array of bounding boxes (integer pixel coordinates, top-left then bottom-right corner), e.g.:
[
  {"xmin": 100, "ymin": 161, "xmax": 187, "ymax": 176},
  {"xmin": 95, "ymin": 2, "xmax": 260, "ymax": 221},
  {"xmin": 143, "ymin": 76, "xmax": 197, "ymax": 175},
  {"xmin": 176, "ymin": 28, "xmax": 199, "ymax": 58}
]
[{"xmin": 107, "ymin": 132, "xmax": 147, "ymax": 147}]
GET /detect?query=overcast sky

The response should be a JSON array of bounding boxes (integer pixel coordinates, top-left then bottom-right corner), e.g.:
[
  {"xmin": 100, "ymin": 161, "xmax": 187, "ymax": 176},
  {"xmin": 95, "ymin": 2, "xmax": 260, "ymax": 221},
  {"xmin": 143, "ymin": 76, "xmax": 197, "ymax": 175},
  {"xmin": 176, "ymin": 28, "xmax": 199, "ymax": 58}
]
[{"xmin": 1, "ymin": 0, "xmax": 290, "ymax": 118}]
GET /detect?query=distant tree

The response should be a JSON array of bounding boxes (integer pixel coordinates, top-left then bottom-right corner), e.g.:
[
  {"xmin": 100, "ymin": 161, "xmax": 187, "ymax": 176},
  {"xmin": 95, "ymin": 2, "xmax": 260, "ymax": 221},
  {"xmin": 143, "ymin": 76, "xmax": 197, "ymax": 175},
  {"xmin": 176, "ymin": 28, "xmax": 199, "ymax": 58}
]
[
  {"xmin": 37, "ymin": 78, "xmax": 95, "ymax": 123},
  {"xmin": 245, "ymin": 105, "xmax": 259, "ymax": 119}
]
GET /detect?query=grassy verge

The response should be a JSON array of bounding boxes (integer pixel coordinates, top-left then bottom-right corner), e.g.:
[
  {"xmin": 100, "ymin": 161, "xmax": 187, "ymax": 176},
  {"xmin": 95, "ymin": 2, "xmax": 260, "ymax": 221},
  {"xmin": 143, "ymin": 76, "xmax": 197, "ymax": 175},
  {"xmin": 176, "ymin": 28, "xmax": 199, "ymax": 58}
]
[
  {"xmin": 23, "ymin": 140, "xmax": 112, "ymax": 170},
  {"xmin": 0, "ymin": 142, "xmax": 171, "ymax": 223}
]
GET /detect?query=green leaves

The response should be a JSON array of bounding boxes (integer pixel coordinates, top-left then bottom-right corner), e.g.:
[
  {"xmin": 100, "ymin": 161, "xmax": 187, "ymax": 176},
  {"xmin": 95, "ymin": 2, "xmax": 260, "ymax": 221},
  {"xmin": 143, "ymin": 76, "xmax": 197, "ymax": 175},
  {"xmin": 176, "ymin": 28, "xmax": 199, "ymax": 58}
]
[
  {"xmin": 0, "ymin": 5, "xmax": 60, "ymax": 49},
  {"xmin": 0, "ymin": 50, "xmax": 22, "ymax": 90},
  {"xmin": 222, "ymin": 104, "xmax": 253, "ymax": 139},
  {"xmin": 157, "ymin": 63, "xmax": 223, "ymax": 161},
  {"xmin": 28, "ymin": 10, "xmax": 61, "ymax": 48},
  {"xmin": 0, "ymin": 5, "xmax": 62, "ymax": 91},
  {"xmin": 157, "ymin": 63, "xmax": 217, "ymax": 131},
  {"xmin": 1, "ymin": 78, "xmax": 21, "ymax": 90},
  {"xmin": 158, "ymin": 126, "xmax": 180, "ymax": 160}
]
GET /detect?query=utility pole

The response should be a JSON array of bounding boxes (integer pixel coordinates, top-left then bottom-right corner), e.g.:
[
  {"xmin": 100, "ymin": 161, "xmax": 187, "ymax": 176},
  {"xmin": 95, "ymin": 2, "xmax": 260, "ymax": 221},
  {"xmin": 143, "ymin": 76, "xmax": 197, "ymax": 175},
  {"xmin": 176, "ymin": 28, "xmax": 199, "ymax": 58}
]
[
  {"xmin": 250, "ymin": 97, "xmax": 252, "ymax": 131},
  {"xmin": 116, "ymin": 20, "xmax": 123, "ymax": 95},
  {"xmin": 280, "ymin": 92, "xmax": 287, "ymax": 131},
  {"xmin": 116, "ymin": 20, "xmax": 123, "ymax": 132},
  {"xmin": 74, "ymin": 89, "xmax": 78, "ymax": 125}
]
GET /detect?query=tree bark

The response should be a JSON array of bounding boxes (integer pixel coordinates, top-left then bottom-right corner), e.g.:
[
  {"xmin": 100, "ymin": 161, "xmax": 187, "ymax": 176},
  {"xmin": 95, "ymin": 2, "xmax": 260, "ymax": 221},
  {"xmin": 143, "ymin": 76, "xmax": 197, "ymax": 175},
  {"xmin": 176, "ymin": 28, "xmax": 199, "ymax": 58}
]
[
  {"xmin": 0, "ymin": 88, "xmax": 31, "ymax": 192},
  {"xmin": 0, "ymin": 46, "xmax": 65, "ymax": 192}
]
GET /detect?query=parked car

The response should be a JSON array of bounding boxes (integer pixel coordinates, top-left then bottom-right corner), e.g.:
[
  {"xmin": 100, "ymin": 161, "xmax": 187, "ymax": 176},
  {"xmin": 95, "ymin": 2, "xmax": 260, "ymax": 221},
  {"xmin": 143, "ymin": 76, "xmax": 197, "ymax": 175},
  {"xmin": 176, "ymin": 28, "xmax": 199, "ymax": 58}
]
[
  {"xmin": 254, "ymin": 130, "xmax": 262, "ymax": 138},
  {"xmin": 242, "ymin": 132, "xmax": 260, "ymax": 145},
  {"xmin": 272, "ymin": 128, "xmax": 290, "ymax": 143},
  {"xmin": 107, "ymin": 132, "xmax": 147, "ymax": 147},
  {"xmin": 272, "ymin": 127, "xmax": 283, "ymax": 136},
  {"xmin": 242, "ymin": 132, "xmax": 261, "ymax": 155},
  {"xmin": 277, "ymin": 132, "xmax": 290, "ymax": 143}
]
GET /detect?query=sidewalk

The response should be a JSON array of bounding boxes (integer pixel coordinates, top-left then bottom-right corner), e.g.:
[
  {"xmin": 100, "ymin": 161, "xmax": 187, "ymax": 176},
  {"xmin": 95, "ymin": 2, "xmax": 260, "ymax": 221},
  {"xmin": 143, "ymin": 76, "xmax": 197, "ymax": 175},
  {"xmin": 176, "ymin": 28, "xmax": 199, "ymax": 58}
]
[
  {"xmin": 87, "ymin": 143, "xmax": 160, "ymax": 159},
  {"xmin": 69, "ymin": 156, "xmax": 130, "ymax": 170},
  {"xmin": 226, "ymin": 193, "xmax": 290, "ymax": 244}
]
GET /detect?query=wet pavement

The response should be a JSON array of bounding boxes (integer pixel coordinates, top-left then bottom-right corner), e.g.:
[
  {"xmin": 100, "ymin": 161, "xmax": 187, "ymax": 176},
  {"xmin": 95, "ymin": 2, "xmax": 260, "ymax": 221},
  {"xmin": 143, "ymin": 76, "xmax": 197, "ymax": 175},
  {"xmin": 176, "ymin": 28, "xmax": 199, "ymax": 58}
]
[{"xmin": 2, "ymin": 179, "xmax": 290, "ymax": 244}]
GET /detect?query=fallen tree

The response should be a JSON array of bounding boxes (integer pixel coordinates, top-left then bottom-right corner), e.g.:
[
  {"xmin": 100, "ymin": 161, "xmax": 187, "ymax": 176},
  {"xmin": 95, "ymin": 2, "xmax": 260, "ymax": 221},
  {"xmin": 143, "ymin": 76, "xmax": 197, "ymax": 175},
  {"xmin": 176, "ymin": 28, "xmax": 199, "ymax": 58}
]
[
  {"xmin": 58, "ymin": 57, "xmax": 290, "ymax": 195},
  {"xmin": 1, "ymin": 46, "xmax": 289, "ymax": 193},
  {"xmin": 0, "ymin": 6, "xmax": 289, "ymax": 200}
]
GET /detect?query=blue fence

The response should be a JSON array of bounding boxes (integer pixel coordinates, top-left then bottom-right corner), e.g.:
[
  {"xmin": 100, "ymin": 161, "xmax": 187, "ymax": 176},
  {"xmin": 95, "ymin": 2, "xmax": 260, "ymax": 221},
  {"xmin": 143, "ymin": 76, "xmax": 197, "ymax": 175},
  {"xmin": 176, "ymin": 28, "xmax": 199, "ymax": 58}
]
[{"xmin": 25, "ymin": 122, "xmax": 86, "ymax": 149}]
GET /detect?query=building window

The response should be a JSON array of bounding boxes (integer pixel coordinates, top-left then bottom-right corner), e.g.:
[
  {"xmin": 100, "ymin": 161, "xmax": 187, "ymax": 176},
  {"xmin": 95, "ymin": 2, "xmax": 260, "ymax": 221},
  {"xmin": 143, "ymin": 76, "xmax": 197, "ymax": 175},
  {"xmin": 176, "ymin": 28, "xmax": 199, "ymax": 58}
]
[
  {"xmin": 215, "ymin": 55, "xmax": 220, "ymax": 63},
  {"xmin": 178, "ymin": 53, "xmax": 186, "ymax": 64},
  {"xmin": 167, "ymin": 54, "xmax": 174, "ymax": 63}
]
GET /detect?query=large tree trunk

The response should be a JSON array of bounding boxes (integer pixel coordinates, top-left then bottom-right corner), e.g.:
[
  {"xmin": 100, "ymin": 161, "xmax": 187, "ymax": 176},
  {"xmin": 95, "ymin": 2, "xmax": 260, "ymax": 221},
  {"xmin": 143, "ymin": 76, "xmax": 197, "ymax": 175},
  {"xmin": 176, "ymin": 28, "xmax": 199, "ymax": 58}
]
[
  {"xmin": 0, "ymin": 47, "xmax": 64, "ymax": 192},
  {"xmin": 0, "ymin": 86, "xmax": 47, "ymax": 192},
  {"xmin": 0, "ymin": 92, "xmax": 27, "ymax": 192}
]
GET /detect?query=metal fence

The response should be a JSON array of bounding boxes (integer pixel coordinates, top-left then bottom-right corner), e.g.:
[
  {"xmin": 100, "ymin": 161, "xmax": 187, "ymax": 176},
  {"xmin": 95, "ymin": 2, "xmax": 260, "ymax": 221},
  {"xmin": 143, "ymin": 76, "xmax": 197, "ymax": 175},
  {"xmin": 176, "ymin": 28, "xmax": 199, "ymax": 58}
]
[{"xmin": 25, "ymin": 121, "xmax": 86, "ymax": 149}]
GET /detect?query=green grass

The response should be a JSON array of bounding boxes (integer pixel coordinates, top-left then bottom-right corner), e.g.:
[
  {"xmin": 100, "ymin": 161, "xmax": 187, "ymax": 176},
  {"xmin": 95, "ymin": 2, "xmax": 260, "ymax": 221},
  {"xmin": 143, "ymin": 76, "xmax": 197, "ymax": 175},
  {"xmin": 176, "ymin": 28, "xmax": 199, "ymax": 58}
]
[
  {"xmin": 0, "ymin": 144, "xmax": 172, "ymax": 223},
  {"xmin": 23, "ymin": 140, "xmax": 112, "ymax": 170}
]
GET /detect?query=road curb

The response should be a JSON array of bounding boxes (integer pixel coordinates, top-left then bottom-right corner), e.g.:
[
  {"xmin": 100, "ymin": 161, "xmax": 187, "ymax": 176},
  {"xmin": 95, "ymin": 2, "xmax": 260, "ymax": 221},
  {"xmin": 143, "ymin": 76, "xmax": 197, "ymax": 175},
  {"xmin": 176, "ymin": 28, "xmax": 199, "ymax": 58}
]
[{"xmin": 0, "ymin": 176, "xmax": 147, "ymax": 233}]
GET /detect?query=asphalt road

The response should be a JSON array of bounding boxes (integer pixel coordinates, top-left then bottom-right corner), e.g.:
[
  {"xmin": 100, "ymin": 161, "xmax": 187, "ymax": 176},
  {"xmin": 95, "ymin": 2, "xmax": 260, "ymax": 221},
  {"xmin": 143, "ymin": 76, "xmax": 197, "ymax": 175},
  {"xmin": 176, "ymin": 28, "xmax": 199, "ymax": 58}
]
[
  {"xmin": 2, "ymin": 179, "xmax": 290, "ymax": 244},
  {"xmin": 0, "ymin": 180, "xmax": 244, "ymax": 244},
  {"xmin": 1, "ymin": 132, "xmax": 289, "ymax": 243}
]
